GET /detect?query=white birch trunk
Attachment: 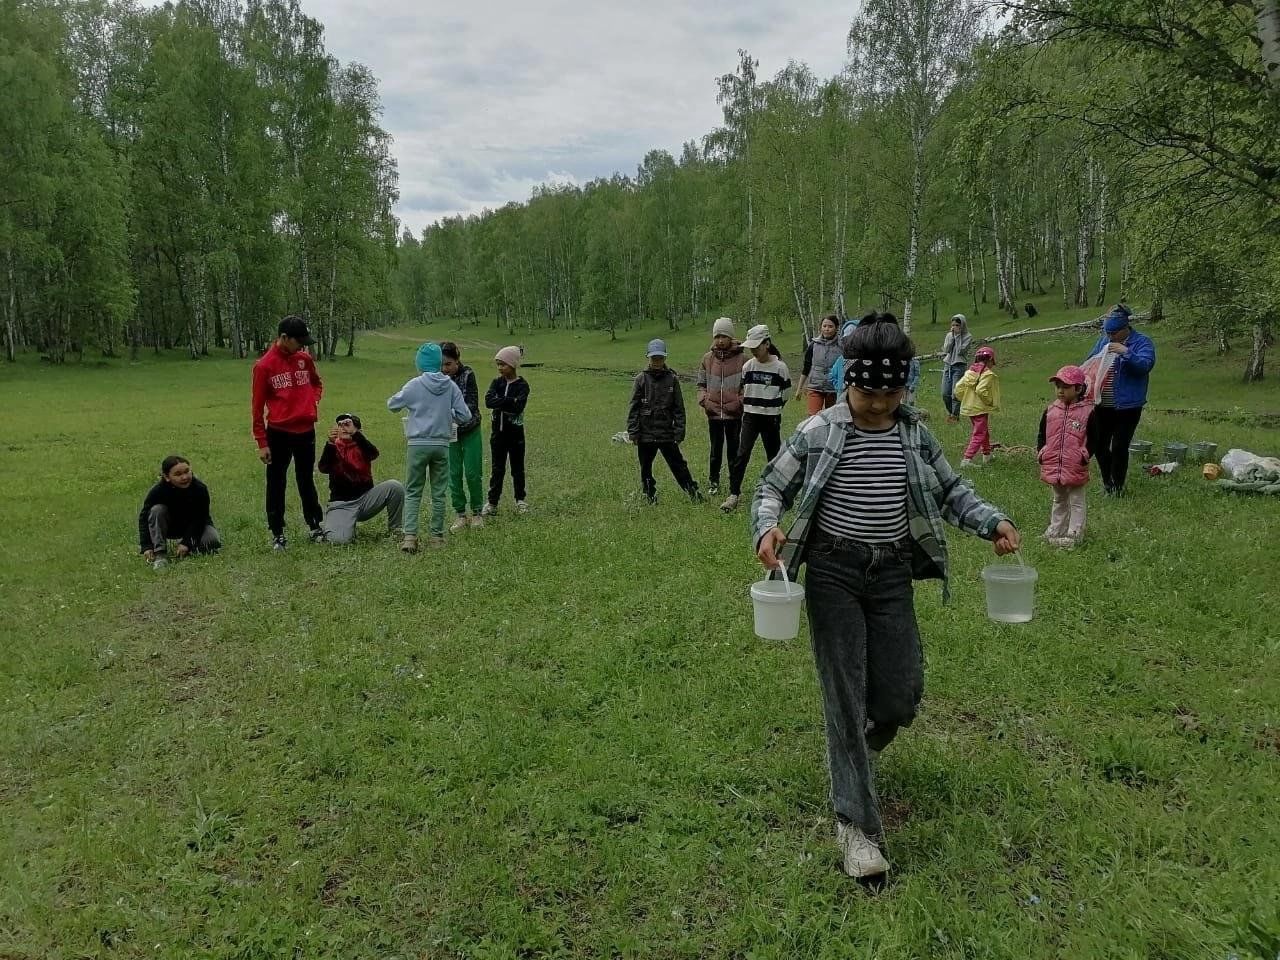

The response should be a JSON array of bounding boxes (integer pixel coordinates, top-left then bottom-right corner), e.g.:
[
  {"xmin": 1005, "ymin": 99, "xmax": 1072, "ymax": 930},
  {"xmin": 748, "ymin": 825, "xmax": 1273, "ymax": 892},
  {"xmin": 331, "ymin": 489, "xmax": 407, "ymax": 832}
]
[
  {"xmin": 1256, "ymin": 0, "xmax": 1280, "ymax": 91},
  {"xmin": 1245, "ymin": 321, "xmax": 1268, "ymax": 381},
  {"xmin": 1094, "ymin": 170, "xmax": 1109, "ymax": 306},
  {"xmin": 901, "ymin": 132, "xmax": 924, "ymax": 334}
]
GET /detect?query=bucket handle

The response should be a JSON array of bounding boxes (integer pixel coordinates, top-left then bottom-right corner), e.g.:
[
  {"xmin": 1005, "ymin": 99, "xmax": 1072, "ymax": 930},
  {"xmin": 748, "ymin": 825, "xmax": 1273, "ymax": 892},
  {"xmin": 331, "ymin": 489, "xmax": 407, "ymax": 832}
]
[{"xmin": 768, "ymin": 563, "xmax": 792, "ymax": 589}]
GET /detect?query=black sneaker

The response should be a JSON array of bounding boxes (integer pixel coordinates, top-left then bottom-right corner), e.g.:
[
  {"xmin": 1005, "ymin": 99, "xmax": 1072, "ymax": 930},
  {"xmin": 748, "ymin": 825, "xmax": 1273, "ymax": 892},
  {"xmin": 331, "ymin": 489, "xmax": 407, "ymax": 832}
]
[
  {"xmin": 708, "ymin": 481, "xmax": 720, "ymax": 497},
  {"xmin": 272, "ymin": 535, "xmax": 288, "ymax": 551},
  {"xmin": 308, "ymin": 527, "xmax": 328, "ymax": 544},
  {"xmin": 688, "ymin": 485, "xmax": 706, "ymax": 504}
]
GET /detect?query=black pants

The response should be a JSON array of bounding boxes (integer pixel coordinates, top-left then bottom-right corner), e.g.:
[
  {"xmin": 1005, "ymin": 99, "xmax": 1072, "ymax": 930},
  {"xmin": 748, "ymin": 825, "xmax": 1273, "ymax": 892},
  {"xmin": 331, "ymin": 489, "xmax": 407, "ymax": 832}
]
[
  {"xmin": 265, "ymin": 427, "xmax": 323, "ymax": 536},
  {"xmin": 707, "ymin": 418, "xmax": 741, "ymax": 487},
  {"xmin": 489, "ymin": 426, "xmax": 526, "ymax": 505},
  {"xmin": 805, "ymin": 531, "xmax": 921, "ymax": 837},
  {"xmin": 730, "ymin": 413, "xmax": 782, "ymax": 496},
  {"xmin": 637, "ymin": 442, "xmax": 697, "ymax": 500},
  {"xmin": 1093, "ymin": 406, "xmax": 1143, "ymax": 492}
]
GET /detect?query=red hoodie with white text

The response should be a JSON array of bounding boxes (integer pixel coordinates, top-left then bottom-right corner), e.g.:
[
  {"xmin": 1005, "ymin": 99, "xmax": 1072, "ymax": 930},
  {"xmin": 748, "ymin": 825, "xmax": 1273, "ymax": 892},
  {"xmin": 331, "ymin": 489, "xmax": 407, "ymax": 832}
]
[{"xmin": 251, "ymin": 343, "xmax": 323, "ymax": 448}]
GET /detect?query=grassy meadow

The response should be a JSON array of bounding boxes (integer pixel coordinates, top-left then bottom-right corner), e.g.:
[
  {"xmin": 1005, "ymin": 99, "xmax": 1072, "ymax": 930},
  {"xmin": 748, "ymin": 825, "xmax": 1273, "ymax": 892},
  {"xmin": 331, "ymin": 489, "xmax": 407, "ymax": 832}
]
[{"xmin": 2, "ymin": 298, "xmax": 1280, "ymax": 959}]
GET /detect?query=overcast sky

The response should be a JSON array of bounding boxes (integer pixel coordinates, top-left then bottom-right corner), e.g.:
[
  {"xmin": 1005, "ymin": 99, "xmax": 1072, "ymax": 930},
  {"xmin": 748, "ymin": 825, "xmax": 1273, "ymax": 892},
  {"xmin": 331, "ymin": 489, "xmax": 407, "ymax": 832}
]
[{"xmin": 300, "ymin": 0, "xmax": 859, "ymax": 235}]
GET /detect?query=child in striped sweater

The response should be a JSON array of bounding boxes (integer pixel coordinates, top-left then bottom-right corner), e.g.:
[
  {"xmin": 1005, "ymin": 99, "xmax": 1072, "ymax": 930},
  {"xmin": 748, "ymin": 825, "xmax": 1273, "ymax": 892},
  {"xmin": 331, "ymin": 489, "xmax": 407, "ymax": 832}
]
[{"xmin": 724, "ymin": 323, "xmax": 791, "ymax": 512}]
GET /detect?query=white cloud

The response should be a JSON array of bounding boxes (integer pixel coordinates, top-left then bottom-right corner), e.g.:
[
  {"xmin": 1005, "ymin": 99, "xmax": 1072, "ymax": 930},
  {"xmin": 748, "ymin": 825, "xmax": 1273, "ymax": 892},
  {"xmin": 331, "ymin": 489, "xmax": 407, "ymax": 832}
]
[{"xmin": 151, "ymin": 0, "xmax": 862, "ymax": 232}]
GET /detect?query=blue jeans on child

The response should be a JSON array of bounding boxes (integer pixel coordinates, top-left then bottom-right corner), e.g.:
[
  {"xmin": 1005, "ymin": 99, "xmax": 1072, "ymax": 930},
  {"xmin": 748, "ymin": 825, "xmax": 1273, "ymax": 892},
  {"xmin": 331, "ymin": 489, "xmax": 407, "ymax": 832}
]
[
  {"xmin": 941, "ymin": 361, "xmax": 967, "ymax": 417},
  {"xmin": 804, "ymin": 530, "xmax": 923, "ymax": 839}
]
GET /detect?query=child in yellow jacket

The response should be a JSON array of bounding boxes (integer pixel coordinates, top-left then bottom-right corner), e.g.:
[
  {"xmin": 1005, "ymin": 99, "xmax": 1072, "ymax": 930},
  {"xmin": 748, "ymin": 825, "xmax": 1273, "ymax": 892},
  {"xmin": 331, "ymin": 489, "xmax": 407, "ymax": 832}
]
[{"xmin": 953, "ymin": 345, "xmax": 1001, "ymax": 466}]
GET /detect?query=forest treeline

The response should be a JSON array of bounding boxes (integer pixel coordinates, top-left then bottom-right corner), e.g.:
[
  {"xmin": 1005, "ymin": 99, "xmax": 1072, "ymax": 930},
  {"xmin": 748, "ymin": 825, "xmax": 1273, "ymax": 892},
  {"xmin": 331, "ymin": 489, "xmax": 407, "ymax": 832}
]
[
  {"xmin": 1, "ymin": 0, "xmax": 398, "ymax": 363},
  {"xmin": 4, "ymin": 1, "xmax": 1278, "ymax": 379},
  {"xmin": 393, "ymin": 1, "xmax": 1280, "ymax": 381}
]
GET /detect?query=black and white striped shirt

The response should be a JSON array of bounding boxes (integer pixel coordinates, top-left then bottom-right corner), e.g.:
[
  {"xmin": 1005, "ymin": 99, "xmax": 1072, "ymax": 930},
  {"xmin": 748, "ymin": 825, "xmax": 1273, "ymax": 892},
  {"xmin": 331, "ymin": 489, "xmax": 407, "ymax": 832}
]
[
  {"xmin": 741, "ymin": 358, "xmax": 791, "ymax": 416},
  {"xmin": 814, "ymin": 425, "xmax": 909, "ymax": 542}
]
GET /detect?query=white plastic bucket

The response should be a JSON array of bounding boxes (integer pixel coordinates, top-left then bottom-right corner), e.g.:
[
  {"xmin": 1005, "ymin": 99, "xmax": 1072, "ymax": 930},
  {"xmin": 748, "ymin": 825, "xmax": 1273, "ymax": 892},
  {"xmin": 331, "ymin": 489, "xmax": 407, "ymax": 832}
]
[
  {"xmin": 750, "ymin": 566, "xmax": 805, "ymax": 640},
  {"xmin": 981, "ymin": 559, "xmax": 1038, "ymax": 623}
]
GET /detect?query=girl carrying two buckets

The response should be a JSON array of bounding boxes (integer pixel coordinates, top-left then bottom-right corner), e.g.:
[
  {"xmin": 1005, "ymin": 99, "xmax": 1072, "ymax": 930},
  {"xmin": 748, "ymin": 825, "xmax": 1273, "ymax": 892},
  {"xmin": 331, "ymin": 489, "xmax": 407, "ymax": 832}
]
[{"xmin": 749, "ymin": 313, "xmax": 1021, "ymax": 882}]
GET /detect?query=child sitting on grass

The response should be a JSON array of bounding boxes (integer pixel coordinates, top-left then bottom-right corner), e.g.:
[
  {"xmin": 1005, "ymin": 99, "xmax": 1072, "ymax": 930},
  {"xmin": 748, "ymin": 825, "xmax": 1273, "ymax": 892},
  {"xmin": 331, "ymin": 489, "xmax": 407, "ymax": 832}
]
[
  {"xmin": 387, "ymin": 342, "xmax": 472, "ymax": 553},
  {"xmin": 1036, "ymin": 365, "xmax": 1099, "ymax": 549},
  {"xmin": 137, "ymin": 455, "xmax": 221, "ymax": 570},
  {"xmin": 627, "ymin": 338, "xmax": 703, "ymax": 504},
  {"xmin": 752, "ymin": 314, "xmax": 1020, "ymax": 881},
  {"xmin": 953, "ymin": 345, "xmax": 1001, "ymax": 466}
]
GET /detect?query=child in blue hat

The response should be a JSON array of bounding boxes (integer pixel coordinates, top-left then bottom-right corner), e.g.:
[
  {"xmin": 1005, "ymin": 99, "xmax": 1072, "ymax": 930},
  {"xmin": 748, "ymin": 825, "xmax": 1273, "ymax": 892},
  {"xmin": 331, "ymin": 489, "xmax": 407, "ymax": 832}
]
[
  {"xmin": 387, "ymin": 342, "xmax": 472, "ymax": 552},
  {"xmin": 627, "ymin": 339, "xmax": 703, "ymax": 504}
]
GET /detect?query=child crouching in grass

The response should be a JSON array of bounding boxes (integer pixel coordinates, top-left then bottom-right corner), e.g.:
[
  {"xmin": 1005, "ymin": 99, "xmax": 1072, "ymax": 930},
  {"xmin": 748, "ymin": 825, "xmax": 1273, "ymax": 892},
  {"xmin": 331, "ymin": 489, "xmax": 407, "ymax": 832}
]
[
  {"xmin": 137, "ymin": 455, "xmax": 221, "ymax": 570},
  {"xmin": 751, "ymin": 314, "xmax": 1020, "ymax": 881}
]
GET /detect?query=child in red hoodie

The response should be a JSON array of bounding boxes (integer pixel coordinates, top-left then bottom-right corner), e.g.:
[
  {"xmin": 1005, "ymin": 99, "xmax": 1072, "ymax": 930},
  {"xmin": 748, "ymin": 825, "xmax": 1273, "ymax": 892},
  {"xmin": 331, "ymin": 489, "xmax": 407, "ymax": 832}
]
[{"xmin": 251, "ymin": 315, "xmax": 325, "ymax": 550}]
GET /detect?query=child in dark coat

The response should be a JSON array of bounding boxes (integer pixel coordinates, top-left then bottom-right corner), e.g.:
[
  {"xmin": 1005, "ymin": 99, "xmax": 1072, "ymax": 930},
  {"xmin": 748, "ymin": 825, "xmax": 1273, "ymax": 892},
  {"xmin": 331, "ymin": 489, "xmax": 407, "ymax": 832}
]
[
  {"xmin": 137, "ymin": 455, "xmax": 221, "ymax": 569},
  {"xmin": 627, "ymin": 339, "xmax": 703, "ymax": 505}
]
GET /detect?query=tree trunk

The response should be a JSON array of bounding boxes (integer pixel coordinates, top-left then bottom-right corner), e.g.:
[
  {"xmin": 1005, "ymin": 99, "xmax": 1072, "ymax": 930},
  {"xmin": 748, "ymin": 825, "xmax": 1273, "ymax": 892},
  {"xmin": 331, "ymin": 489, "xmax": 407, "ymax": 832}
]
[
  {"xmin": 1094, "ymin": 170, "xmax": 1109, "ymax": 306},
  {"xmin": 4, "ymin": 250, "xmax": 16, "ymax": 363},
  {"xmin": 1057, "ymin": 218, "xmax": 1069, "ymax": 307},
  {"xmin": 1256, "ymin": 0, "xmax": 1280, "ymax": 91},
  {"xmin": 990, "ymin": 195, "xmax": 1014, "ymax": 313},
  {"xmin": 901, "ymin": 131, "xmax": 925, "ymax": 334},
  {"xmin": 1244, "ymin": 320, "xmax": 1269, "ymax": 381}
]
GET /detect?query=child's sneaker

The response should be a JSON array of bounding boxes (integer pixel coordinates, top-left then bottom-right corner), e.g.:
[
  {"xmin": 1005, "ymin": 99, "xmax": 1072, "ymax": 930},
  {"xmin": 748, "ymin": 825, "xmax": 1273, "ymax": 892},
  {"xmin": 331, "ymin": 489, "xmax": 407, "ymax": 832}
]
[
  {"xmin": 480, "ymin": 503, "xmax": 497, "ymax": 517},
  {"xmin": 151, "ymin": 557, "xmax": 169, "ymax": 571},
  {"xmin": 449, "ymin": 516, "xmax": 469, "ymax": 533},
  {"xmin": 468, "ymin": 515, "xmax": 485, "ymax": 528},
  {"xmin": 719, "ymin": 494, "xmax": 740, "ymax": 513},
  {"xmin": 515, "ymin": 500, "xmax": 529, "ymax": 514},
  {"xmin": 400, "ymin": 534, "xmax": 418, "ymax": 554},
  {"xmin": 708, "ymin": 481, "xmax": 720, "ymax": 497},
  {"xmin": 959, "ymin": 458, "xmax": 974, "ymax": 468},
  {"xmin": 982, "ymin": 453, "xmax": 994, "ymax": 465},
  {"xmin": 1049, "ymin": 536, "xmax": 1076, "ymax": 550},
  {"xmin": 272, "ymin": 535, "xmax": 288, "ymax": 551},
  {"xmin": 836, "ymin": 822, "xmax": 889, "ymax": 879},
  {"xmin": 427, "ymin": 535, "xmax": 445, "ymax": 549},
  {"xmin": 308, "ymin": 527, "xmax": 328, "ymax": 544},
  {"xmin": 687, "ymin": 484, "xmax": 705, "ymax": 504}
]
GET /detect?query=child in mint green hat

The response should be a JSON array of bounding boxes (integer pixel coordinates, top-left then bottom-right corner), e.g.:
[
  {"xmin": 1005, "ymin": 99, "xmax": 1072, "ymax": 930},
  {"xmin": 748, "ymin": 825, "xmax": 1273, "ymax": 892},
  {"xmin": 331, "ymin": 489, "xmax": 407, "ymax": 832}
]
[{"xmin": 387, "ymin": 342, "xmax": 472, "ymax": 552}]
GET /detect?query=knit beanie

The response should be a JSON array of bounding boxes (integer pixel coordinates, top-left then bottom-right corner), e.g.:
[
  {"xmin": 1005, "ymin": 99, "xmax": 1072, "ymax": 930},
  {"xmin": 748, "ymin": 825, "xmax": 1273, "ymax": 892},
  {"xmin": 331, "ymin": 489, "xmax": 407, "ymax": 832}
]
[
  {"xmin": 416, "ymin": 342, "xmax": 442, "ymax": 373},
  {"xmin": 712, "ymin": 317, "xmax": 735, "ymax": 338},
  {"xmin": 495, "ymin": 345, "xmax": 522, "ymax": 369}
]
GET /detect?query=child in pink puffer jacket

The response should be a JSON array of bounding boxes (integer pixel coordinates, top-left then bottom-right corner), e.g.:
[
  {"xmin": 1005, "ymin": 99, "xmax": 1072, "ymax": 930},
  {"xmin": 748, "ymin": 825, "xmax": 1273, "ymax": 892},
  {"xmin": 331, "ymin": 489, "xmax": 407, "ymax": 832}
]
[{"xmin": 1036, "ymin": 365, "xmax": 1101, "ymax": 548}]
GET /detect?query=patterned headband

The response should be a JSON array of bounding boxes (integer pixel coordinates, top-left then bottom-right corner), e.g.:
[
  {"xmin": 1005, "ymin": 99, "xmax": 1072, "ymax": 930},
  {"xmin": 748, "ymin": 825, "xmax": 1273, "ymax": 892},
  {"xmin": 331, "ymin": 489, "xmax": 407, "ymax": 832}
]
[{"xmin": 844, "ymin": 356, "xmax": 911, "ymax": 390}]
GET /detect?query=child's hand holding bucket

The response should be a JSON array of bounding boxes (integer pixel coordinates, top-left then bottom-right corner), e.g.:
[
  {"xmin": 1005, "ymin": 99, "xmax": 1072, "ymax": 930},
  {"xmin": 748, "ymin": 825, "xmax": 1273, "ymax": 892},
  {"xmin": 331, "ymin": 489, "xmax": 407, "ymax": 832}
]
[
  {"xmin": 756, "ymin": 528, "xmax": 787, "ymax": 570},
  {"xmin": 992, "ymin": 520, "xmax": 1020, "ymax": 555}
]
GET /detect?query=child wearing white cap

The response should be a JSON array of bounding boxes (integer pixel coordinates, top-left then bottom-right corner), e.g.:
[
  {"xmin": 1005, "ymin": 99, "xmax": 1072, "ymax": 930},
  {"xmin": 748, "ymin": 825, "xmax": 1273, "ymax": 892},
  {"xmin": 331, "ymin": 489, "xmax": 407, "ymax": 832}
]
[
  {"xmin": 627, "ymin": 339, "xmax": 703, "ymax": 504},
  {"xmin": 726, "ymin": 324, "xmax": 791, "ymax": 511}
]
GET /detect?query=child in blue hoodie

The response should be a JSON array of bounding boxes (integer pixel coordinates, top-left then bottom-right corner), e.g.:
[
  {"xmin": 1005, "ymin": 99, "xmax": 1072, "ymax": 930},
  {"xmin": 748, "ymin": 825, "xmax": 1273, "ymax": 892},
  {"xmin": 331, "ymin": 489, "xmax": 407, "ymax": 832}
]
[{"xmin": 387, "ymin": 342, "xmax": 472, "ymax": 552}]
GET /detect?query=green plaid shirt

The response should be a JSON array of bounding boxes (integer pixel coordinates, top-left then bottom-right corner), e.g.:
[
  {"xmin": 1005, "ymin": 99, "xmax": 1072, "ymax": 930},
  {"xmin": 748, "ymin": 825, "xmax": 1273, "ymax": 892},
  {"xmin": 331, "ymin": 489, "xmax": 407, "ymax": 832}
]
[{"xmin": 749, "ymin": 402, "xmax": 1010, "ymax": 599}]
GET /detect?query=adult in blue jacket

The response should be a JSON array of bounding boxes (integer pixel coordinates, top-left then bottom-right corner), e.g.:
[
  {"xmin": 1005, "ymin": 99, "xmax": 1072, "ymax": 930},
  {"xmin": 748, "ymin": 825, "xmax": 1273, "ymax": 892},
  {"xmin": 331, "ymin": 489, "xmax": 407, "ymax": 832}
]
[{"xmin": 1084, "ymin": 305, "xmax": 1156, "ymax": 496}]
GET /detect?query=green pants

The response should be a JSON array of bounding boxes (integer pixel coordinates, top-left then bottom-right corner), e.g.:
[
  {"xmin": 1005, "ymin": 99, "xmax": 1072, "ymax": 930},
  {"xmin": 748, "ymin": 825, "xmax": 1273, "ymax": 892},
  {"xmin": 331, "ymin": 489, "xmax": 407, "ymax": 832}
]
[
  {"xmin": 404, "ymin": 444, "xmax": 449, "ymax": 536},
  {"xmin": 449, "ymin": 428, "xmax": 485, "ymax": 515}
]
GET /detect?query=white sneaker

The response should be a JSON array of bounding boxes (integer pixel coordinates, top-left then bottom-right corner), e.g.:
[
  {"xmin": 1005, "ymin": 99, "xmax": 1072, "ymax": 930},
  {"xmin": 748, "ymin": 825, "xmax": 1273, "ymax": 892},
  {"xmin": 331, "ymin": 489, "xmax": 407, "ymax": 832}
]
[
  {"xmin": 468, "ymin": 514, "xmax": 485, "ymax": 528},
  {"xmin": 959, "ymin": 458, "xmax": 974, "ymax": 468},
  {"xmin": 719, "ymin": 494, "xmax": 740, "ymax": 513},
  {"xmin": 982, "ymin": 453, "xmax": 993, "ymax": 465},
  {"xmin": 480, "ymin": 503, "xmax": 497, "ymax": 517},
  {"xmin": 837, "ymin": 822, "xmax": 889, "ymax": 879},
  {"xmin": 1050, "ymin": 536, "xmax": 1077, "ymax": 550},
  {"xmin": 449, "ymin": 516, "xmax": 469, "ymax": 533},
  {"xmin": 516, "ymin": 500, "xmax": 529, "ymax": 514},
  {"xmin": 151, "ymin": 557, "xmax": 169, "ymax": 571}
]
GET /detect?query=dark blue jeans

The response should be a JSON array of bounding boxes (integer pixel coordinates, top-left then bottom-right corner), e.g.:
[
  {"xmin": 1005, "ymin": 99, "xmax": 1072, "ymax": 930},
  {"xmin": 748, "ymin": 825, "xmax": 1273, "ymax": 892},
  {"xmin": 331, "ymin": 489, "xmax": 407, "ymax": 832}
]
[
  {"xmin": 805, "ymin": 530, "xmax": 923, "ymax": 838},
  {"xmin": 941, "ymin": 362, "xmax": 967, "ymax": 417}
]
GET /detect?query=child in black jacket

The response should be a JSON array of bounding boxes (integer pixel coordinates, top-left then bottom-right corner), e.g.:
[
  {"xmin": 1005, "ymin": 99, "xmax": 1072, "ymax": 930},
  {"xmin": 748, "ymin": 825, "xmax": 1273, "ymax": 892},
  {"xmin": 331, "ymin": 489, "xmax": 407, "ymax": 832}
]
[
  {"xmin": 482, "ymin": 346, "xmax": 531, "ymax": 515},
  {"xmin": 137, "ymin": 455, "xmax": 220, "ymax": 569}
]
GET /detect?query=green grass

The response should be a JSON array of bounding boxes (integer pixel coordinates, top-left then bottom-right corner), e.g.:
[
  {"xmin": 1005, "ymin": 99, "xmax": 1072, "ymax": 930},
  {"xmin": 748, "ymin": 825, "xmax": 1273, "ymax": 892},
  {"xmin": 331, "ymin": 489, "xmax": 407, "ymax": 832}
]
[{"xmin": 2, "ymin": 300, "xmax": 1280, "ymax": 959}]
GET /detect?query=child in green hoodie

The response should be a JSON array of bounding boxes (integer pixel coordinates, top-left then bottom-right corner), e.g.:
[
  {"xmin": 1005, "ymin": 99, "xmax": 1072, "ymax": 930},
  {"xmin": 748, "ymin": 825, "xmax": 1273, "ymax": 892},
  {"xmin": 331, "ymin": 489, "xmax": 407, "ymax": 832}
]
[{"xmin": 387, "ymin": 342, "xmax": 472, "ymax": 552}]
